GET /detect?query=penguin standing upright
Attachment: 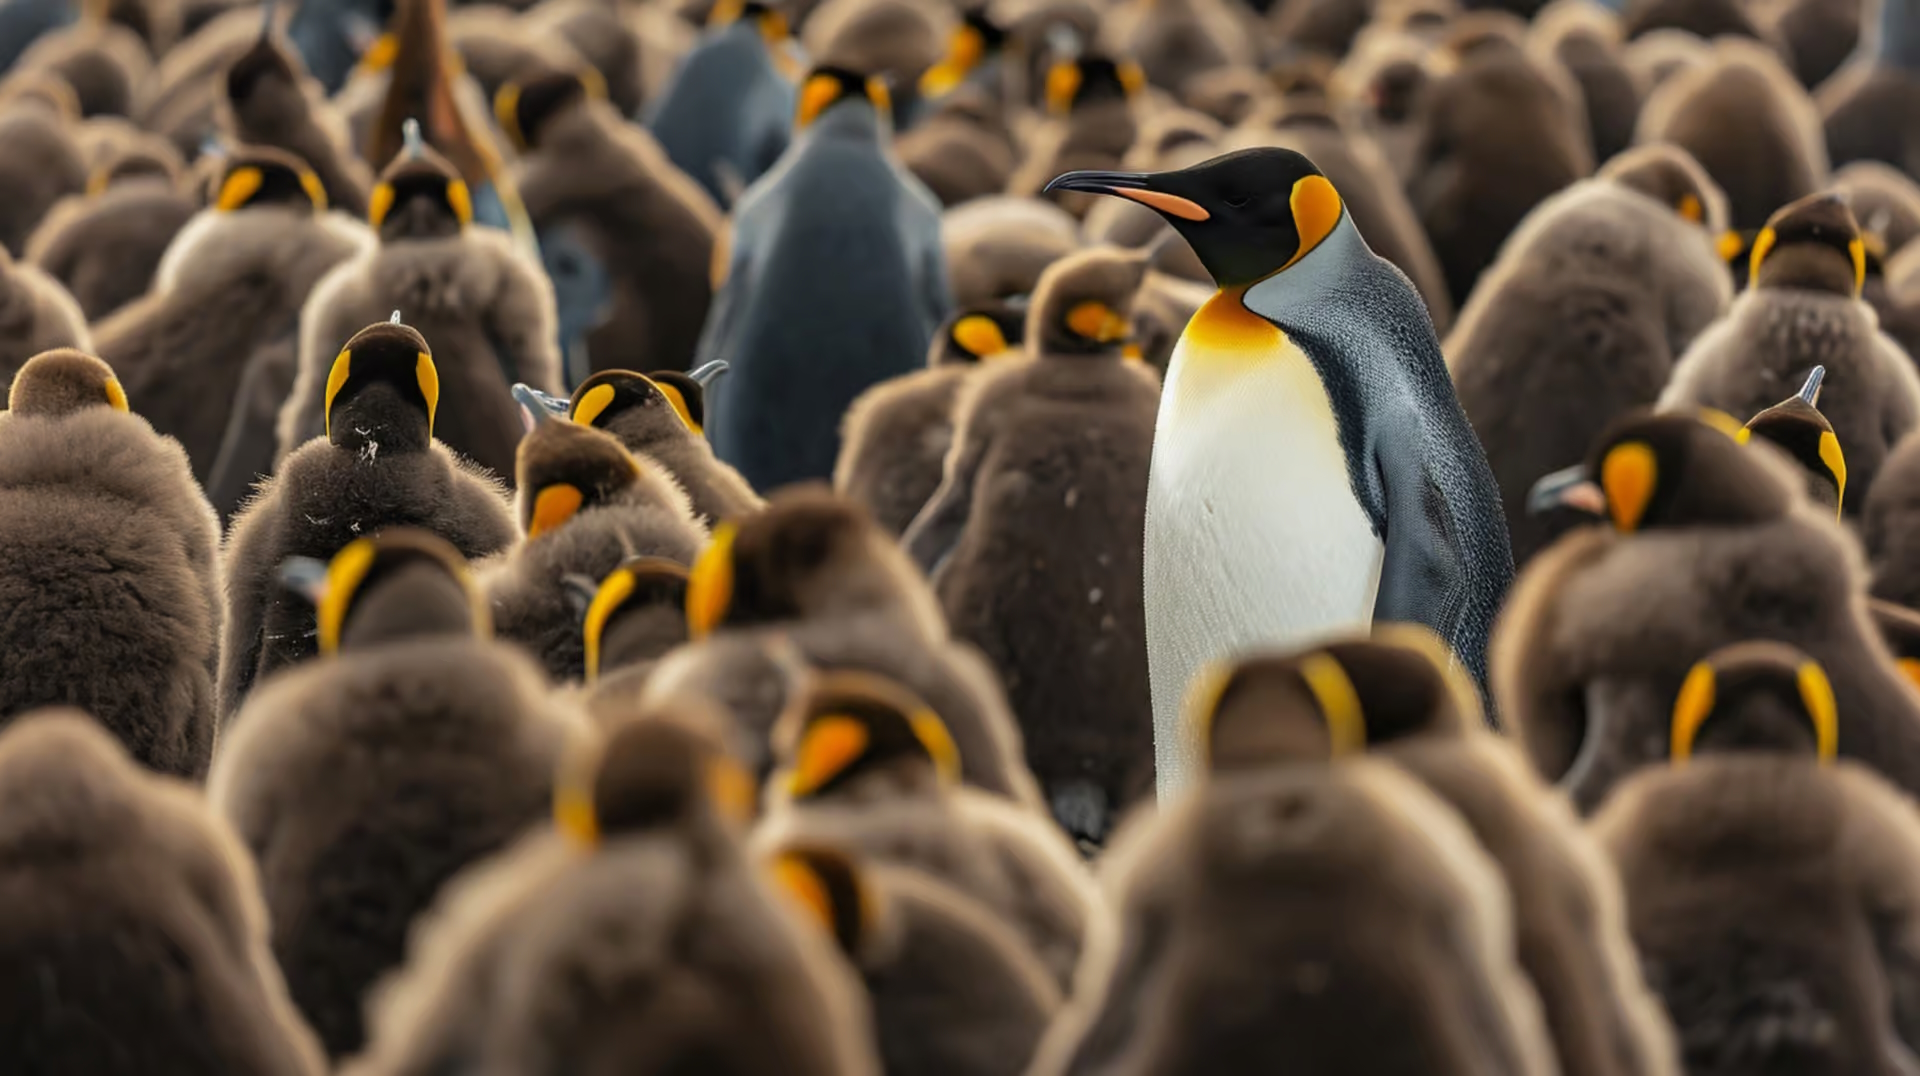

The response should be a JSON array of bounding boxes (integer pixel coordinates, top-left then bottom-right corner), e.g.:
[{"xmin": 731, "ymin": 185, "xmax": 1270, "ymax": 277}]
[
  {"xmin": 0, "ymin": 243, "xmax": 90, "ymax": 385},
  {"xmin": 0, "ymin": 96, "xmax": 87, "ymax": 257},
  {"xmin": 561, "ymin": 364, "xmax": 763, "ymax": 526},
  {"xmin": 645, "ymin": 0, "xmax": 797, "ymax": 208},
  {"xmin": 697, "ymin": 64, "xmax": 950, "ymax": 491},
  {"xmin": 1048, "ymin": 148, "xmax": 1514, "ymax": 798},
  {"xmin": 23, "ymin": 157, "xmax": 195, "ymax": 321},
  {"xmin": 1818, "ymin": 0, "xmax": 1920, "ymax": 178},
  {"xmin": 1006, "ymin": 53, "xmax": 1145, "ymax": 216},
  {"xmin": 1864, "ymin": 429, "xmax": 1920, "ymax": 610}
]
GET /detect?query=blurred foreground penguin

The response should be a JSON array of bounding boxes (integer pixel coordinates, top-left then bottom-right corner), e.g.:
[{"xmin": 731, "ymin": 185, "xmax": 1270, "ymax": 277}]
[
  {"xmin": 698, "ymin": 64, "xmax": 951, "ymax": 492},
  {"xmin": 1819, "ymin": 0, "xmax": 1920, "ymax": 177},
  {"xmin": 1047, "ymin": 147, "xmax": 1513, "ymax": 798}
]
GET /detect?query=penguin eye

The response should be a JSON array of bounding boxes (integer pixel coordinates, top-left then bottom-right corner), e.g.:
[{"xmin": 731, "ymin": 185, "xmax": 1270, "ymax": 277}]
[{"xmin": 1224, "ymin": 195, "xmax": 1250, "ymax": 209}]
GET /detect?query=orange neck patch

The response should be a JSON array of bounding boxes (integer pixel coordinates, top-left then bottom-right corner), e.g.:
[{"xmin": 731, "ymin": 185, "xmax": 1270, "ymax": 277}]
[{"xmin": 1184, "ymin": 286, "xmax": 1282, "ymax": 352}]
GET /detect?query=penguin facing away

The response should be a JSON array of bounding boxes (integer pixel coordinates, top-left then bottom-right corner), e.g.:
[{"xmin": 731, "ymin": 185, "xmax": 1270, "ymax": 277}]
[
  {"xmin": 1818, "ymin": 0, "xmax": 1920, "ymax": 179},
  {"xmin": 563, "ymin": 363, "xmax": 763, "ymax": 527},
  {"xmin": 0, "ymin": 243, "xmax": 90, "ymax": 385},
  {"xmin": 1048, "ymin": 147, "xmax": 1514, "ymax": 799},
  {"xmin": 1863, "ymin": 429, "xmax": 1920, "ymax": 612},
  {"xmin": 645, "ymin": 0, "xmax": 797, "ymax": 209},
  {"xmin": 1740, "ymin": 365, "xmax": 1845, "ymax": 515},
  {"xmin": 23, "ymin": 163, "xmax": 195, "ymax": 322}
]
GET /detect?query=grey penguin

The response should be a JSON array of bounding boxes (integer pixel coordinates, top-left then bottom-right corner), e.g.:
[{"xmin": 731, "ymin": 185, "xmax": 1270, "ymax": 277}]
[
  {"xmin": 1047, "ymin": 146, "xmax": 1515, "ymax": 798},
  {"xmin": 212, "ymin": 528, "xmax": 581, "ymax": 1060},
  {"xmin": 645, "ymin": 0, "xmax": 797, "ymax": 209},
  {"xmin": 218, "ymin": 317, "xmax": 518, "ymax": 723},
  {"xmin": 23, "ymin": 160, "xmax": 196, "ymax": 321},
  {"xmin": 697, "ymin": 64, "xmax": 950, "ymax": 491},
  {"xmin": 0, "ymin": 349, "xmax": 221, "ymax": 779},
  {"xmin": 0, "ymin": 710, "xmax": 326, "ymax": 1076},
  {"xmin": 1660, "ymin": 191, "xmax": 1920, "ymax": 515},
  {"xmin": 1818, "ymin": 0, "xmax": 1920, "ymax": 179},
  {"xmin": 902, "ymin": 246, "xmax": 1161, "ymax": 846},
  {"xmin": 0, "ymin": 96, "xmax": 87, "ymax": 256},
  {"xmin": 1447, "ymin": 142, "xmax": 1733, "ymax": 566},
  {"xmin": 1740, "ymin": 365, "xmax": 1845, "ymax": 514},
  {"xmin": 0, "ymin": 242, "xmax": 90, "ymax": 386},
  {"xmin": 562, "ymin": 363, "xmax": 763, "ymax": 526}
]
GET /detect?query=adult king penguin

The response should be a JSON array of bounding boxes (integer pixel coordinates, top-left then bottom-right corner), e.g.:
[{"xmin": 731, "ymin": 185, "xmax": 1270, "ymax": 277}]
[{"xmin": 1047, "ymin": 148, "xmax": 1513, "ymax": 798}]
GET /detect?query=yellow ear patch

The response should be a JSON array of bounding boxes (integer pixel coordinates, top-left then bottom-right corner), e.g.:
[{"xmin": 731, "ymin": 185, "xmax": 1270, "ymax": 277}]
[
  {"xmin": 572, "ymin": 382, "xmax": 617, "ymax": 426},
  {"xmin": 951, "ymin": 314, "xmax": 1009, "ymax": 358},
  {"xmin": 1716, "ymin": 230, "xmax": 1746, "ymax": 263},
  {"xmin": 553, "ymin": 774, "xmax": 600, "ymax": 849},
  {"xmin": 298, "ymin": 169, "xmax": 327, "ymax": 211},
  {"xmin": 864, "ymin": 77, "xmax": 891, "ymax": 114},
  {"xmin": 797, "ymin": 74, "xmax": 844, "ymax": 127},
  {"xmin": 368, "ymin": 182, "xmax": 395, "ymax": 226},
  {"xmin": 582, "ymin": 566, "xmax": 637, "ymax": 683},
  {"xmin": 358, "ymin": 32, "xmax": 398, "ymax": 73},
  {"xmin": 1678, "ymin": 193, "xmax": 1703, "ymax": 224},
  {"xmin": 755, "ymin": 8, "xmax": 789, "ymax": 44},
  {"xmin": 1849, "ymin": 236, "xmax": 1866, "ymax": 294},
  {"xmin": 323, "ymin": 349, "xmax": 352, "ymax": 437},
  {"xmin": 908, "ymin": 710, "xmax": 962, "ymax": 785},
  {"xmin": 706, "ymin": 756, "xmax": 758, "ymax": 823},
  {"xmin": 1297, "ymin": 652, "xmax": 1366, "ymax": 758},
  {"xmin": 1796, "ymin": 661, "xmax": 1839, "ymax": 763},
  {"xmin": 528, "ymin": 484, "xmax": 584, "ymax": 539},
  {"xmin": 104, "ymin": 377, "xmax": 128, "ymax": 413},
  {"xmin": 919, "ymin": 25, "xmax": 983, "ymax": 95},
  {"xmin": 686, "ymin": 521, "xmax": 738, "ymax": 638},
  {"xmin": 1898, "ymin": 657, "xmax": 1920, "ymax": 694},
  {"xmin": 416, "ymin": 352, "xmax": 439, "ymax": 434},
  {"xmin": 215, "ymin": 166, "xmax": 264, "ymax": 212},
  {"xmin": 494, "ymin": 82, "xmax": 526, "ymax": 153},
  {"xmin": 770, "ymin": 854, "xmax": 836, "ymax": 932},
  {"xmin": 790, "ymin": 715, "xmax": 870, "ymax": 797},
  {"xmin": 1668, "ymin": 661, "xmax": 1716, "ymax": 765},
  {"xmin": 315, "ymin": 538, "xmax": 378, "ymax": 655},
  {"xmin": 1280, "ymin": 174, "xmax": 1343, "ymax": 272},
  {"xmin": 706, "ymin": 0, "xmax": 744, "ymax": 25},
  {"xmin": 1698, "ymin": 408, "xmax": 1745, "ymax": 440},
  {"xmin": 1600, "ymin": 440, "xmax": 1657, "ymax": 533},
  {"xmin": 1045, "ymin": 61, "xmax": 1081, "ymax": 115},
  {"xmin": 651, "ymin": 378, "xmax": 700, "ymax": 434},
  {"xmin": 1820, "ymin": 430, "xmax": 1847, "ymax": 514},
  {"xmin": 1748, "ymin": 226, "xmax": 1777, "ymax": 281},
  {"xmin": 1066, "ymin": 301, "xmax": 1130, "ymax": 343},
  {"xmin": 1118, "ymin": 61, "xmax": 1146, "ymax": 96},
  {"xmin": 447, "ymin": 179, "xmax": 473, "ymax": 226}
]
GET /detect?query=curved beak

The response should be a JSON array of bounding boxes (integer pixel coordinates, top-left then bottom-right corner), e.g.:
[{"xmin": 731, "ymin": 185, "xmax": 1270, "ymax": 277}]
[
  {"xmin": 277, "ymin": 556, "xmax": 329, "ymax": 605},
  {"xmin": 513, "ymin": 383, "xmax": 569, "ymax": 433},
  {"xmin": 1798, "ymin": 365, "xmax": 1825, "ymax": 407},
  {"xmin": 1043, "ymin": 170, "xmax": 1211, "ymax": 222},
  {"xmin": 1527, "ymin": 464, "xmax": 1606, "ymax": 517},
  {"xmin": 688, "ymin": 360, "xmax": 730, "ymax": 387}
]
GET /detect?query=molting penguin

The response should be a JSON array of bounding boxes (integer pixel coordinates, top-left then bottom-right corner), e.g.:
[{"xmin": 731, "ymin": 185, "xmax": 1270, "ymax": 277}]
[
  {"xmin": 219, "ymin": 316, "xmax": 517, "ymax": 723},
  {"xmin": 563, "ymin": 363, "xmax": 763, "ymax": 526},
  {"xmin": 211, "ymin": 529, "xmax": 581, "ymax": 1060},
  {"xmin": 1817, "ymin": 0, "xmax": 1920, "ymax": 178},
  {"xmin": 1048, "ymin": 147, "xmax": 1514, "ymax": 798},
  {"xmin": 0, "ymin": 349, "xmax": 221, "ymax": 778},
  {"xmin": 645, "ymin": 0, "xmax": 797, "ymax": 208},
  {"xmin": 0, "ymin": 243, "xmax": 90, "ymax": 385},
  {"xmin": 697, "ymin": 65, "xmax": 950, "ymax": 491}
]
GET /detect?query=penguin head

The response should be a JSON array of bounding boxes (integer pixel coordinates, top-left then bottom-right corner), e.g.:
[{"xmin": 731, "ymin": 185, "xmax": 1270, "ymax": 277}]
[
  {"xmin": 776, "ymin": 671, "xmax": 960, "ymax": 801},
  {"xmin": 6, "ymin": 349, "xmax": 130, "ymax": 418},
  {"xmin": 1598, "ymin": 142, "xmax": 1726, "ymax": 234},
  {"xmin": 795, "ymin": 64, "xmax": 892, "ymax": 129},
  {"xmin": 369, "ymin": 117, "xmax": 471, "ymax": 240},
  {"xmin": 1715, "ymin": 228, "xmax": 1759, "ymax": 289},
  {"xmin": 570, "ymin": 368, "xmax": 707, "ymax": 438},
  {"xmin": 553, "ymin": 709, "xmax": 757, "ymax": 849},
  {"xmin": 1188, "ymin": 624, "xmax": 1478, "ymax": 773},
  {"xmin": 1740, "ymin": 366, "xmax": 1845, "ymax": 516},
  {"xmin": 919, "ymin": 8, "xmax": 1006, "ymax": 97},
  {"xmin": 1027, "ymin": 245, "xmax": 1151, "ymax": 357},
  {"xmin": 1526, "ymin": 411, "xmax": 1795, "ymax": 533},
  {"xmin": 224, "ymin": 7, "xmax": 307, "ymax": 126},
  {"xmin": 581, "ymin": 556, "xmax": 691, "ymax": 683},
  {"xmin": 1668, "ymin": 641, "xmax": 1838, "ymax": 765},
  {"xmin": 277, "ymin": 528, "xmax": 488, "ymax": 655},
  {"xmin": 707, "ymin": 0, "xmax": 791, "ymax": 48},
  {"xmin": 1045, "ymin": 148, "xmax": 1347, "ymax": 289},
  {"xmin": 494, "ymin": 68, "xmax": 597, "ymax": 154},
  {"xmin": 512, "ymin": 416, "xmax": 644, "ymax": 540},
  {"xmin": 208, "ymin": 146, "xmax": 328, "ymax": 214},
  {"xmin": 1751, "ymin": 191, "xmax": 1866, "ymax": 297},
  {"xmin": 1041, "ymin": 53, "xmax": 1145, "ymax": 117},
  {"xmin": 930, "ymin": 300, "xmax": 1026, "ymax": 365},
  {"xmin": 767, "ymin": 844, "xmax": 877, "ymax": 957},
  {"xmin": 323, "ymin": 316, "xmax": 438, "ymax": 453}
]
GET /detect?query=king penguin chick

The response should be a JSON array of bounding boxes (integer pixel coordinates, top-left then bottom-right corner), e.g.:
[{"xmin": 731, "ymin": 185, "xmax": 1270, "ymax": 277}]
[
  {"xmin": 484, "ymin": 403, "xmax": 707, "ymax": 682},
  {"xmin": 1592, "ymin": 640, "xmax": 1920, "ymax": 1075},
  {"xmin": 92, "ymin": 146, "xmax": 374, "ymax": 489},
  {"xmin": 897, "ymin": 80, "xmax": 1021, "ymax": 209},
  {"xmin": 0, "ymin": 710, "xmax": 325, "ymax": 1076},
  {"xmin": 752, "ymin": 670, "xmax": 1098, "ymax": 990},
  {"xmin": 0, "ymin": 350, "xmax": 220, "ymax": 778},
  {"xmin": 697, "ymin": 64, "xmax": 951, "ymax": 491},
  {"xmin": 339, "ymin": 709, "xmax": 883, "ymax": 1076},
  {"xmin": 7, "ymin": 16, "xmax": 151, "ymax": 120},
  {"xmin": 1048, "ymin": 147, "xmax": 1514, "ymax": 799},
  {"xmin": 1863, "ymin": 429, "xmax": 1920, "ymax": 611},
  {"xmin": 210, "ymin": 529, "xmax": 582, "ymax": 1060},
  {"xmin": 218, "ymin": 317, "xmax": 517, "ymax": 722},
  {"xmin": 576, "ymin": 554, "xmax": 692, "ymax": 693},
  {"xmin": 1448, "ymin": 142, "xmax": 1733, "ymax": 567},
  {"xmin": 281, "ymin": 122, "xmax": 563, "ymax": 482},
  {"xmin": 0, "ymin": 242, "xmax": 89, "ymax": 385},
  {"xmin": 0, "ymin": 96, "xmax": 87, "ymax": 257},
  {"xmin": 23, "ymin": 159, "xmax": 195, "ymax": 322},
  {"xmin": 497, "ymin": 68, "xmax": 720, "ymax": 383},
  {"xmin": 218, "ymin": 1, "xmax": 373, "ymax": 218},
  {"xmin": 1834, "ymin": 160, "xmax": 1920, "ymax": 362},
  {"xmin": 941, "ymin": 195, "xmax": 1080, "ymax": 306},
  {"xmin": 1026, "ymin": 758, "xmax": 1560, "ymax": 1076},
  {"xmin": 903, "ymin": 247, "xmax": 1160, "ymax": 846},
  {"xmin": 564, "ymin": 363, "xmax": 764, "ymax": 526},
  {"xmin": 645, "ymin": 0, "xmax": 797, "ymax": 209},
  {"xmin": 1008, "ymin": 53, "xmax": 1145, "ymax": 217},
  {"xmin": 766, "ymin": 844, "xmax": 1063, "ymax": 1076},
  {"xmin": 1508, "ymin": 411, "xmax": 1920, "ymax": 810},
  {"xmin": 1529, "ymin": 0, "xmax": 1642, "ymax": 169},
  {"xmin": 836, "ymin": 298, "xmax": 1025, "ymax": 537},
  {"xmin": 1817, "ymin": 0, "xmax": 1920, "ymax": 179},
  {"xmin": 686, "ymin": 485, "xmax": 1043, "ymax": 805},
  {"xmin": 1660, "ymin": 191, "xmax": 1920, "ymax": 515},
  {"xmin": 1191, "ymin": 629, "xmax": 1681, "ymax": 1076},
  {"xmin": 1741, "ymin": 365, "xmax": 1846, "ymax": 515}
]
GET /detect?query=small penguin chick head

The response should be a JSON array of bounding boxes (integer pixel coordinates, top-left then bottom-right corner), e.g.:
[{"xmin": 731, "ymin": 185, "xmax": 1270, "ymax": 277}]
[
  {"xmin": 5, "ymin": 349, "xmax": 129, "ymax": 418},
  {"xmin": 766, "ymin": 843, "xmax": 877, "ymax": 957},
  {"xmin": 513, "ymin": 420, "xmax": 644, "ymax": 540},
  {"xmin": 1028, "ymin": 245, "xmax": 1151, "ymax": 356},
  {"xmin": 1751, "ymin": 191, "xmax": 1866, "ymax": 297},
  {"xmin": 795, "ymin": 64, "xmax": 892, "ymax": 128},
  {"xmin": 324, "ymin": 319, "xmax": 437, "ymax": 452},
  {"xmin": 368, "ymin": 121, "xmax": 471, "ymax": 240},
  {"xmin": 493, "ymin": 68, "xmax": 595, "ymax": 154},
  {"xmin": 1669, "ymin": 641, "xmax": 1838, "ymax": 765},
  {"xmin": 207, "ymin": 145, "xmax": 327, "ymax": 214},
  {"xmin": 553, "ymin": 707, "xmax": 757, "ymax": 848},
  {"xmin": 1740, "ymin": 366, "xmax": 1844, "ymax": 516},
  {"xmin": 930, "ymin": 300, "xmax": 1025, "ymax": 365},
  {"xmin": 1046, "ymin": 147, "xmax": 1347, "ymax": 289},
  {"xmin": 1041, "ymin": 53, "xmax": 1144, "ymax": 116},
  {"xmin": 919, "ymin": 8, "xmax": 1006, "ymax": 97},
  {"xmin": 1599, "ymin": 142, "xmax": 1726, "ymax": 233},
  {"xmin": 1527, "ymin": 411, "xmax": 1794, "ymax": 533},
  {"xmin": 570, "ymin": 369, "xmax": 705, "ymax": 436},
  {"xmin": 775, "ymin": 671, "xmax": 961, "ymax": 801},
  {"xmin": 284, "ymin": 528, "xmax": 488, "ymax": 655},
  {"xmin": 583, "ymin": 556, "xmax": 692, "ymax": 683}
]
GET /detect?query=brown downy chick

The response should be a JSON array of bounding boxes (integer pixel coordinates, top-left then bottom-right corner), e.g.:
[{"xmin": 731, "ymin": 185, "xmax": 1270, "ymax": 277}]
[
  {"xmin": 1099, "ymin": 0, "xmax": 1254, "ymax": 98},
  {"xmin": 578, "ymin": 554, "xmax": 692, "ymax": 688},
  {"xmin": 753, "ymin": 671, "xmax": 1097, "ymax": 991},
  {"xmin": 0, "ymin": 98, "xmax": 87, "ymax": 256},
  {"xmin": 686, "ymin": 485, "xmax": 1042, "ymax": 804},
  {"xmin": 0, "ymin": 710, "xmax": 325, "ymax": 1076},
  {"xmin": 1862, "ymin": 430, "xmax": 1920, "ymax": 611},
  {"xmin": 836, "ymin": 299, "xmax": 1025, "ymax": 538},
  {"xmin": 1010, "ymin": 54, "xmax": 1146, "ymax": 218},
  {"xmin": 219, "ymin": 317, "xmax": 518, "ymax": 723},
  {"xmin": 1503, "ymin": 411, "xmax": 1920, "ymax": 811},
  {"xmin": 1871, "ymin": 599, "xmax": 1920, "ymax": 694},
  {"xmin": 342, "ymin": 709, "xmax": 882, "ymax": 1076},
  {"xmin": 1740, "ymin": 365, "xmax": 1844, "ymax": 515},
  {"xmin": 1835, "ymin": 161, "xmax": 1920, "ymax": 361},
  {"xmin": 219, "ymin": 4, "xmax": 374, "ymax": 218},
  {"xmin": 24, "ymin": 127, "xmax": 195, "ymax": 321},
  {"xmin": 1029, "ymin": 758, "xmax": 1559, "ymax": 1076},
  {"xmin": 0, "ymin": 349, "xmax": 220, "ymax": 778},
  {"xmin": 633, "ymin": 630, "xmax": 814, "ymax": 783},
  {"xmin": 1592, "ymin": 641, "xmax": 1920, "ymax": 1074},
  {"xmin": 0, "ymin": 242, "xmax": 89, "ymax": 385},
  {"xmin": 567, "ymin": 363, "xmax": 763, "ymax": 527},
  {"xmin": 902, "ymin": 247, "xmax": 1159, "ymax": 847},
  {"xmin": 1661, "ymin": 191, "xmax": 1918, "ymax": 515},
  {"xmin": 898, "ymin": 78, "xmax": 1020, "ymax": 208},
  {"xmin": 484, "ymin": 406, "xmax": 706, "ymax": 683},
  {"xmin": 524, "ymin": 0, "xmax": 646, "ymax": 118},
  {"xmin": 9, "ymin": 18, "xmax": 152, "ymax": 119},
  {"xmin": 1529, "ymin": 0, "xmax": 1641, "ymax": 167},
  {"xmin": 768, "ymin": 844, "xmax": 1062, "ymax": 1076},
  {"xmin": 941, "ymin": 195, "xmax": 1081, "ymax": 306},
  {"xmin": 211, "ymin": 529, "xmax": 582, "ymax": 1061}
]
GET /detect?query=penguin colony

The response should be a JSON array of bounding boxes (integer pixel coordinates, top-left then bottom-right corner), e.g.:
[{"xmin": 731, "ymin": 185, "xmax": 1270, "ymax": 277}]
[{"xmin": 9, "ymin": 0, "xmax": 1920, "ymax": 1070}]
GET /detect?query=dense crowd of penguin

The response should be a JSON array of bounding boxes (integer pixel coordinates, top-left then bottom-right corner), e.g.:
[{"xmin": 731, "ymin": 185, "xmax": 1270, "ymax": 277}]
[{"xmin": 2, "ymin": 0, "xmax": 1920, "ymax": 1068}]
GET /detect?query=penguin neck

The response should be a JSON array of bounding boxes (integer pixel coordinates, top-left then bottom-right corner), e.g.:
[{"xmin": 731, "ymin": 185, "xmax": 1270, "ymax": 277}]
[
  {"xmin": 338, "ymin": 566, "xmax": 479, "ymax": 652},
  {"xmin": 1879, "ymin": 0, "xmax": 1920, "ymax": 70},
  {"xmin": 329, "ymin": 385, "xmax": 434, "ymax": 457},
  {"xmin": 804, "ymin": 103, "xmax": 885, "ymax": 146},
  {"xmin": 1238, "ymin": 213, "xmax": 1366, "ymax": 317}
]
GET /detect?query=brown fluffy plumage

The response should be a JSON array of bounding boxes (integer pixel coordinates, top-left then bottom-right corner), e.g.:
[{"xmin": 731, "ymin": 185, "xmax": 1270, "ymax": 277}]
[
  {"xmin": 0, "ymin": 244, "xmax": 91, "ymax": 385},
  {"xmin": 25, "ymin": 176, "xmax": 197, "ymax": 321},
  {"xmin": 0, "ymin": 100, "xmax": 87, "ymax": 256},
  {"xmin": 568, "ymin": 368, "xmax": 763, "ymax": 526}
]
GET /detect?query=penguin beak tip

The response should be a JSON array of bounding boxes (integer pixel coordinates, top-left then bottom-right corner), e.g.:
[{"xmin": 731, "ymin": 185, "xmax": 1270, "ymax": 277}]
[{"xmin": 1527, "ymin": 466, "xmax": 1606, "ymax": 517}]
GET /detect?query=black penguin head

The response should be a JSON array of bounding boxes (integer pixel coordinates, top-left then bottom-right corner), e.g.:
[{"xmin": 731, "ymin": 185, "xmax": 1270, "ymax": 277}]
[
  {"xmin": 277, "ymin": 528, "xmax": 486, "ymax": 655},
  {"xmin": 1669, "ymin": 641, "xmax": 1838, "ymax": 765},
  {"xmin": 513, "ymin": 416, "xmax": 643, "ymax": 540},
  {"xmin": 767, "ymin": 844, "xmax": 876, "ymax": 956},
  {"xmin": 777, "ymin": 671, "xmax": 960, "ymax": 801},
  {"xmin": 795, "ymin": 64, "xmax": 891, "ymax": 128},
  {"xmin": 570, "ymin": 368, "xmax": 708, "ymax": 437},
  {"xmin": 1027, "ymin": 245, "xmax": 1151, "ymax": 357},
  {"xmin": 685, "ymin": 486, "xmax": 907, "ymax": 637},
  {"xmin": 1740, "ymin": 366, "xmax": 1845, "ymax": 516},
  {"xmin": 494, "ymin": 68, "xmax": 597, "ymax": 153},
  {"xmin": 208, "ymin": 146, "xmax": 327, "ymax": 213},
  {"xmin": 1526, "ymin": 411, "xmax": 1795, "ymax": 534},
  {"xmin": 581, "ymin": 556, "xmax": 692, "ymax": 683},
  {"xmin": 930, "ymin": 300, "xmax": 1025, "ymax": 365},
  {"xmin": 323, "ymin": 316, "xmax": 438, "ymax": 453},
  {"xmin": 554, "ymin": 711, "xmax": 756, "ymax": 848},
  {"xmin": 1042, "ymin": 53, "xmax": 1144, "ymax": 116},
  {"xmin": 1046, "ymin": 147, "xmax": 1347, "ymax": 289},
  {"xmin": 1599, "ymin": 142, "xmax": 1724, "ymax": 233},
  {"xmin": 1752, "ymin": 191, "xmax": 1865, "ymax": 297},
  {"xmin": 370, "ymin": 117, "xmax": 471, "ymax": 240},
  {"xmin": 6, "ymin": 349, "xmax": 130, "ymax": 418},
  {"xmin": 919, "ymin": 8, "xmax": 1006, "ymax": 97},
  {"xmin": 1189, "ymin": 625, "xmax": 1476, "ymax": 773}
]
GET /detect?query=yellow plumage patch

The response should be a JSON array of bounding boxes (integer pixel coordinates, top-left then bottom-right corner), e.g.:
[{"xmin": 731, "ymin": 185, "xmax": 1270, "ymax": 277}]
[
  {"xmin": 447, "ymin": 179, "xmax": 473, "ymax": 226},
  {"xmin": 790, "ymin": 715, "xmax": 870, "ymax": 798},
  {"xmin": 368, "ymin": 183, "xmax": 395, "ymax": 227},
  {"xmin": 215, "ymin": 167, "xmax": 264, "ymax": 212},
  {"xmin": 653, "ymin": 379, "xmax": 699, "ymax": 434},
  {"xmin": 1601, "ymin": 440, "xmax": 1657, "ymax": 533},
  {"xmin": 1044, "ymin": 61, "xmax": 1080, "ymax": 115},
  {"xmin": 1667, "ymin": 661, "xmax": 1716, "ymax": 765},
  {"xmin": 1280, "ymin": 174, "xmax": 1343, "ymax": 271},
  {"xmin": 685, "ymin": 522, "xmax": 738, "ymax": 637},
  {"xmin": 797, "ymin": 74, "xmax": 844, "ymax": 127},
  {"xmin": 316, "ymin": 538, "xmax": 378, "ymax": 656},
  {"xmin": 1066, "ymin": 301, "xmax": 1129, "ymax": 343},
  {"xmin": 1819, "ymin": 430, "xmax": 1846, "ymax": 515},
  {"xmin": 573, "ymin": 383, "xmax": 617, "ymax": 427},
  {"xmin": 1796, "ymin": 661, "xmax": 1838, "ymax": 763},
  {"xmin": 582, "ymin": 566, "xmax": 637, "ymax": 683},
  {"xmin": 1748, "ymin": 226, "xmax": 1777, "ymax": 282},
  {"xmin": 1183, "ymin": 287, "xmax": 1282, "ymax": 352},
  {"xmin": 528, "ymin": 484, "xmax": 584, "ymax": 539},
  {"xmin": 951, "ymin": 314, "xmax": 1009, "ymax": 358},
  {"xmin": 103, "ymin": 377, "xmax": 127, "ymax": 413},
  {"xmin": 322, "ymin": 350, "xmax": 352, "ymax": 438},
  {"xmin": 1297, "ymin": 652, "xmax": 1366, "ymax": 758},
  {"xmin": 415, "ymin": 352, "xmax": 439, "ymax": 435}
]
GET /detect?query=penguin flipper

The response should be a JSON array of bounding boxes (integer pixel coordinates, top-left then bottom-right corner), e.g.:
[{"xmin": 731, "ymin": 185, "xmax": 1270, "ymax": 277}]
[
  {"xmin": 900, "ymin": 430, "xmax": 986, "ymax": 575},
  {"xmin": 1370, "ymin": 431, "xmax": 1473, "ymax": 674}
]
